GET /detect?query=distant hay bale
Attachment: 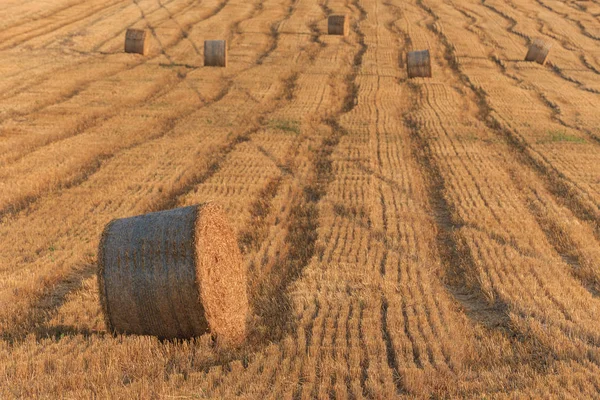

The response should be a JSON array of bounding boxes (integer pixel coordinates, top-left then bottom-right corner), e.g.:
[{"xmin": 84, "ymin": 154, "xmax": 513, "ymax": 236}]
[
  {"xmin": 97, "ymin": 204, "xmax": 248, "ymax": 346},
  {"xmin": 124, "ymin": 28, "xmax": 149, "ymax": 55},
  {"xmin": 525, "ymin": 38, "xmax": 552, "ymax": 65},
  {"xmin": 407, "ymin": 49, "xmax": 432, "ymax": 78},
  {"xmin": 328, "ymin": 15, "xmax": 349, "ymax": 36},
  {"xmin": 204, "ymin": 40, "xmax": 227, "ymax": 67}
]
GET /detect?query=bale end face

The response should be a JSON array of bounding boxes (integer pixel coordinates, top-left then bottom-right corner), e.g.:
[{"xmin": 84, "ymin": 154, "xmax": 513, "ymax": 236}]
[
  {"xmin": 328, "ymin": 15, "xmax": 349, "ymax": 36},
  {"xmin": 204, "ymin": 40, "xmax": 227, "ymax": 67},
  {"xmin": 196, "ymin": 203, "xmax": 248, "ymax": 346},
  {"xmin": 97, "ymin": 203, "xmax": 248, "ymax": 347},
  {"xmin": 124, "ymin": 29, "xmax": 149, "ymax": 55},
  {"xmin": 407, "ymin": 49, "xmax": 432, "ymax": 78},
  {"xmin": 525, "ymin": 39, "xmax": 552, "ymax": 65}
]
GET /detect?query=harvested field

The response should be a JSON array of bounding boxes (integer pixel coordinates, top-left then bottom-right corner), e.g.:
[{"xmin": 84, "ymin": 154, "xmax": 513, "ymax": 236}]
[{"xmin": 0, "ymin": 0, "xmax": 600, "ymax": 397}]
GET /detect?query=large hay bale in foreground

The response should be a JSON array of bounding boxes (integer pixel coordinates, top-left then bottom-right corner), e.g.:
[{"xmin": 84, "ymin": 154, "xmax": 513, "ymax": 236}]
[
  {"xmin": 328, "ymin": 14, "xmax": 349, "ymax": 36},
  {"xmin": 525, "ymin": 38, "xmax": 552, "ymax": 65},
  {"xmin": 407, "ymin": 49, "xmax": 432, "ymax": 78},
  {"xmin": 204, "ymin": 40, "xmax": 227, "ymax": 67},
  {"xmin": 98, "ymin": 204, "xmax": 248, "ymax": 346},
  {"xmin": 124, "ymin": 28, "xmax": 149, "ymax": 55}
]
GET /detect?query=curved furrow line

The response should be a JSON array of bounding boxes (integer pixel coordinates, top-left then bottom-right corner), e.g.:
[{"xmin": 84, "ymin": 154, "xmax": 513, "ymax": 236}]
[
  {"xmin": 454, "ymin": 3, "xmax": 600, "ymax": 136},
  {"xmin": 0, "ymin": 0, "xmax": 235, "ymax": 166},
  {"xmin": 425, "ymin": 0, "xmax": 600, "ymax": 255},
  {"xmin": 532, "ymin": 0, "xmax": 600, "ymax": 42},
  {"xmin": 487, "ymin": 57, "xmax": 600, "ymax": 226},
  {"xmin": 0, "ymin": 0, "xmax": 132, "ymax": 50},
  {"xmin": 221, "ymin": 1, "xmax": 373, "ymax": 395},
  {"xmin": 0, "ymin": 0, "xmax": 199, "ymax": 105},
  {"xmin": 0, "ymin": 74, "xmax": 264, "ymax": 340},
  {"xmin": 385, "ymin": 4, "xmax": 522, "ymax": 378},
  {"xmin": 367, "ymin": 10, "xmax": 432, "ymax": 381},
  {"xmin": 456, "ymin": 2, "xmax": 600, "ymax": 139},
  {"xmin": 0, "ymin": 0, "xmax": 197, "ymax": 108},
  {"xmin": 364, "ymin": 0, "xmax": 455, "ymax": 391},
  {"xmin": 0, "ymin": 77, "xmax": 231, "ymax": 221},
  {"xmin": 405, "ymin": 0, "xmax": 600, "ymax": 383},
  {"xmin": 509, "ymin": 167, "xmax": 600, "ymax": 298},
  {"xmin": 156, "ymin": 0, "xmax": 204, "ymax": 56},
  {"xmin": 0, "ymin": 0, "xmax": 97, "ymax": 35},
  {"xmin": 494, "ymin": 56, "xmax": 600, "ymax": 142},
  {"xmin": 38, "ymin": 0, "xmax": 183, "ymax": 51},
  {"xmin": 481, "ymin": 57, "xmax": 600, "ymax": 203},
  {"xmin": 564, "ymin": 0, "xmax": 600, "ymax": 24},
  {"xmin": 31, "ymin": 0, "xmax": 335, "ymax": 377},
  {"xmin": 40, "ymin": 0, "xmax": 193, "ymax": 52},
  {"xmin": 132, "ymin": 0, "xmax": 201, "ymax": 64},
  {"xmin": 456, "ymin": 4, "xmax": 505, "ymax": 49},
  {"xmin": 403, "ymin": 82, "xmax": 513, "ymax": 330},
  {"xmin": 350, "ymin": 0, "xmax": 482, "ymax": 394},
  {"xmin": 89, "ymin": 0, "xmax": 201, "ymax": 53},
  {"xmin": 495, "ymin": 0, "xmax": 600, "ymax": 78},
  {"xmin": 547, "ymin": 62, "xmax": 600, "ymax": 94},
  {"xmin": 381, "ymin": 1, "xmax": 412, "ymax": 60},
  {"xmin": 415, "ymin": 0, "xmax": 600, "ymax": 357},
  {"xmin": 0, "ymin": 0, "xmax": 274, "ymax": 220},
  {"xmin": 480, "ymin": 0, "xmax": 600, "ymax": 83},
  {"xmin": 480, "ymin": 0, "xmax": 530, "ymax": 42},
  {"xmin": 0, "ymin": 0, "xmax": 316, "ymax": 342}
]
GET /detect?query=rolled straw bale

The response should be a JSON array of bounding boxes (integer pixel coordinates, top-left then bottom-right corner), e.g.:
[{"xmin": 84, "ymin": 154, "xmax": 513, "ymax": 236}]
[
  {"xmin": 124, "ymin": 28, "xmax": 149, "ymax": 55},
  {"xmin": 328, "ymin": 15, "xmax": 349, "ymax": 36},
  {"xmin": 98, "ymin": 204, "xmax": 248, "ymax": 346},
  {"xmin": 407, "ymin": 49, "xmax": 432, "ymax": 78},
  {"xmin": 525, "ymin": 38, "xmax": 552, "ymax": 65},
  {"xmin": 204, "ymin": 40, "xmax": 227, "ymax": 67}
]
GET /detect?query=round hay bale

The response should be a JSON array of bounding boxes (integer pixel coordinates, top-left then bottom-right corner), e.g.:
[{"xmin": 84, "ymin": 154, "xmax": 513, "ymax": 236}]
[
  {"xmin": 407, "ymin": 49, "xmax": 432, "ymax": 78},
  {"xmin": 204, "ymin": 40, "xmax": 227, "ymax": 67},
  {"xmin": 124, "ymin": 28, "xmax": 149, "ymax": 55},
  {"xmin": 525, "ymin": 38, "xmax": 552, "ymax": 65},
  {"xmin": 97, "ymin": 204, "xmax": 248, "ymax": 346},
  {"xmin": 328, "ymin": 14, "xmax": 349, "ymax": 36}
]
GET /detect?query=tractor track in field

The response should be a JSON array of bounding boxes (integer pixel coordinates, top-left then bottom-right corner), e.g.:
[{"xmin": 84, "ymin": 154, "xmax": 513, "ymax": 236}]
[
  {"xmin": 415, "ymin": 0, "xmax": 600, "ymax": 339},
  {"xmin": 89, "ymin": 0, "xmax": 200, "ymax": 53},
  {"xmin": 370, "ymin": 1, "xmax": 581, "ymax": 380},
  {"xmin": 240, "ymin": 1, "xmax": 370, "ymax": 395},
  {"xmin": 0, "ymin": 0, "xmax": 133, "ymax": 50},
  {"xmin": 40, "ymin": 0, "xmax": 189, "ymax": 51},
  {"xmin": 0, "ymin": 0, "xmax": 209, "ymax": 106},
  {"xmin": 0, "ymin": 0, "xmax": 112, "ymax": 37},
  {"xmin": 0, "ymin": 0, "xmax": 325, "ymax": 343},
  {"xmin": 0, "ymin": 0, "xmax": 205, "ymax": 122},
  {"xmin": 23, "ymin": 0, "xmax": 334, "ymax": 358},
  {"xmin": 424, "ymin": 0, "xmax": 600, "ymax": 234},
  {"xmin": 447, "ymin": 3, "xmax": 600, "ymax": 136},
  {"xmin": 0, "ymin": 0, "xmax": 279, "ymax": 219},
  {"xmin": 0, "ymin": 72, "xmax": 281, "ymax": 342},
  {"xmin": 0, "ymin": 0, "xmax": 274, "ymax": 221},
  {"xmin": 532, "ymin": 0, "xmax": 600, "ymax": 42},
  {"xmin": 482, "ymin": 0, "xmax": 600, "ymax": 77}
]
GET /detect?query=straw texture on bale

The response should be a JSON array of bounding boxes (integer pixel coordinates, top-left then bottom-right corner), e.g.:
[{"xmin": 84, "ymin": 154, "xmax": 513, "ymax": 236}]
[
  {"xmin": 98, "ymin": 203, "xmax": 248, "ymax": 346},
  {"xmin": 204, "ymin": 40, "xmax": 227, "ymax": 67},
  {"xmin": 124, "ymin": 28, "xmax": 149, "ymax": 55},
  {"xmin": 407, "ymin": 50, "xmax": 432, "ymax": 78},
  {"xmin": 525, "ymin": 38, "xmax": 552, "ymax": 65},
  {"xmin": 328, "ymin": 14, "xmax": 349, "ymax": 36}
]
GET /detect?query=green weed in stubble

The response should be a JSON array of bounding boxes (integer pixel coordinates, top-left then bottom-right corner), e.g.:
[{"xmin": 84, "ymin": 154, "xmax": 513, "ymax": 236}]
[
  {"xmin": 268, "ymin": 119, "xmax": 300, "ymax": 135},
  {"xmin": 538, "ymin": 130, "xmax": 585, "ymax": 144}
]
